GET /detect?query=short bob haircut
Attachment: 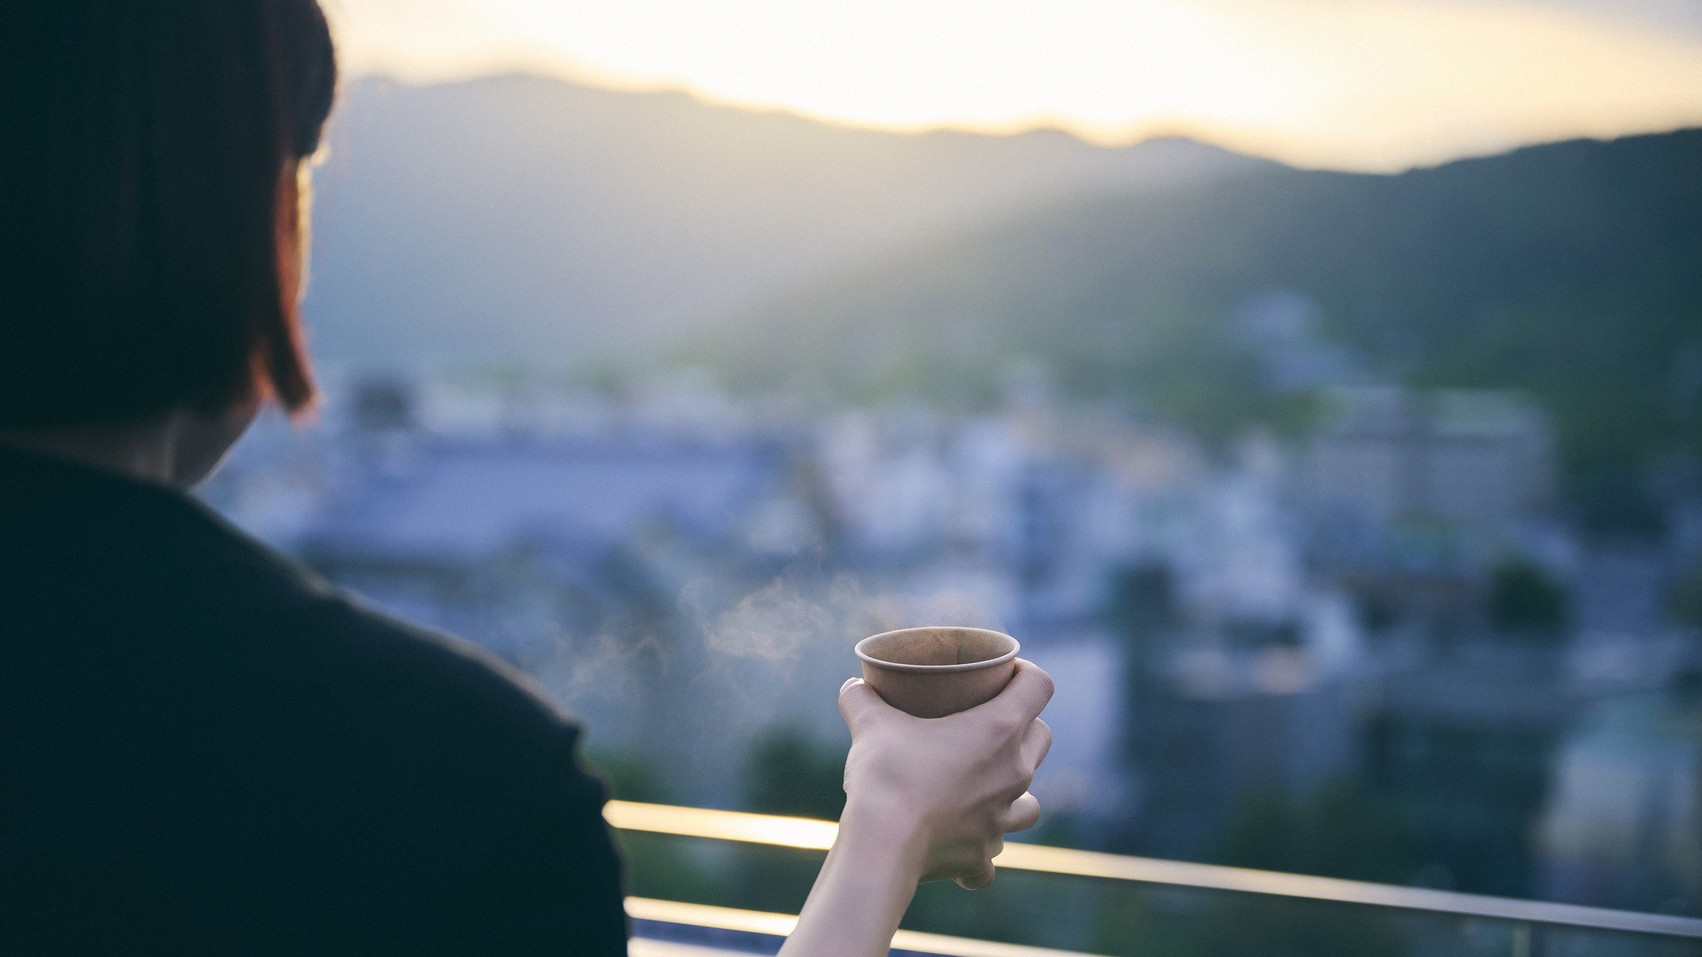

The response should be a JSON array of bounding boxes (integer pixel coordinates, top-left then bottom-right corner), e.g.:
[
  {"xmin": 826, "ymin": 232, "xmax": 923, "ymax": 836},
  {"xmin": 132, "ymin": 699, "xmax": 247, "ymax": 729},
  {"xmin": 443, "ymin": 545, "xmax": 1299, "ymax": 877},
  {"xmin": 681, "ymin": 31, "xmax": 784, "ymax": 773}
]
[{"xmin": 0, "ymin": 1, "xmax": 336, "ymax": 429}]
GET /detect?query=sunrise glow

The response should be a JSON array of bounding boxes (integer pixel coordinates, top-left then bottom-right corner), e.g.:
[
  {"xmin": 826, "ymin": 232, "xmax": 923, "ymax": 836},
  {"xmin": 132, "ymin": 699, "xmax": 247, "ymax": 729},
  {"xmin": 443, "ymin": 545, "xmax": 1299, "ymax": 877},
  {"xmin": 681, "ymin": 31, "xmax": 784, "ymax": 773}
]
[{"xmin": 325, "ymin": 0, "xmax": 1702, "ymax": 170}]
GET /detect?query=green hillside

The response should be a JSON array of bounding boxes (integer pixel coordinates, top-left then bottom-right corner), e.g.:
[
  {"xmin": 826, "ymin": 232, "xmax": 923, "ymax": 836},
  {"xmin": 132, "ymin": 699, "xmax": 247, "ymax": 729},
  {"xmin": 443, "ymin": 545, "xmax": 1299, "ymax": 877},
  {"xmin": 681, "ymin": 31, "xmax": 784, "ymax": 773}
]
[{"xmin": 721, "ymin": 129, "xmax": 1702, "ymax": 495}]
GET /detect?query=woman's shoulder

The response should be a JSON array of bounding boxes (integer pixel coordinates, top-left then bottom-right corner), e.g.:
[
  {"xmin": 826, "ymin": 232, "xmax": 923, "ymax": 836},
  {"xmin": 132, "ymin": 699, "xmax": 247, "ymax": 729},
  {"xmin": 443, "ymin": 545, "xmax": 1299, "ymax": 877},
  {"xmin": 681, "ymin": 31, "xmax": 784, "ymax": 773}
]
[
  {"xmin": 0, "ymin": 444, "xmax": 596, "ymax": 796},
  {"xmin": 288, "ymin": 590, "xmax": 585, "ymax": 753},
  {"xmin": 193, "ymin": 531, "xmax": 596, "ymax": 792}
]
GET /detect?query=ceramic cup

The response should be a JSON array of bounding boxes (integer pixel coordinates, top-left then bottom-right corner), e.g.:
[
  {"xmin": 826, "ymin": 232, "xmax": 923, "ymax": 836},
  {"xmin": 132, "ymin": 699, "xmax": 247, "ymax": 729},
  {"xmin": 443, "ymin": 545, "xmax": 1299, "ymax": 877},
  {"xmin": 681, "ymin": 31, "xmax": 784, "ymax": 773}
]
[{"xmin": 853, "ymin": 626, "xmax": 1020, "ymax": 719}]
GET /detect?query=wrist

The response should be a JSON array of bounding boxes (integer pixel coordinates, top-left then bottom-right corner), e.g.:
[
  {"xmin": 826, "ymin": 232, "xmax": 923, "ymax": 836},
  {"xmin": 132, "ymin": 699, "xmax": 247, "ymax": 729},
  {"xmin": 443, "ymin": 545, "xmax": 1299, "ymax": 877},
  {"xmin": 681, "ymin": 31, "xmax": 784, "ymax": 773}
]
[{"xmin": 837, "ymin": 795, "xmax": 930, "ymax": 887}]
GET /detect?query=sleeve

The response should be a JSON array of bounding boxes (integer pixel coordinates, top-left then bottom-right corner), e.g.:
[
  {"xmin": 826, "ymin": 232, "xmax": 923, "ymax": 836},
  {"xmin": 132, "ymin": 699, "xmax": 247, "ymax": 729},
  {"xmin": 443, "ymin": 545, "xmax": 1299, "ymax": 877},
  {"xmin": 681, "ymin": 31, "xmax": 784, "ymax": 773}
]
[
  {"xmin": 377, "ymin": 713, "xmax": 630, "ymax": 956},
  {"xmin": 301, "ymin": 598, "xmax": 633, "ymax": 955},
  {"xmin": 463, "ymin": 726, "xmax": 631, "ymax": 956}
]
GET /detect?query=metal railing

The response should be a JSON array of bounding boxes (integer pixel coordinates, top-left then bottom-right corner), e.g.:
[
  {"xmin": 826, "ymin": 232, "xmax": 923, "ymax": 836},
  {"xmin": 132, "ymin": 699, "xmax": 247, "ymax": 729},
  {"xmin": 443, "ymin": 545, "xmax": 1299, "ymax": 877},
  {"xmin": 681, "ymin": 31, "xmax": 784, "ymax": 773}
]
[
  {"xmin": 607, "ymin": 800, "xmax": 1702, "ymax": 955},
  {"xmin": 626, "ymin": 898, "xmax": 1098, "ymax": 957}
]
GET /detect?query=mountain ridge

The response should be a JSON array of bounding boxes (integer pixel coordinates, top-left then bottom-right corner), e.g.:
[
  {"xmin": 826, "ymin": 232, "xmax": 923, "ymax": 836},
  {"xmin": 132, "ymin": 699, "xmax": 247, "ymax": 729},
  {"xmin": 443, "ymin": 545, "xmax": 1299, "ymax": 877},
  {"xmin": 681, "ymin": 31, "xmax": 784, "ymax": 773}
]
[
  {"xmin": 716, "ymin": 127, "xmax": 1702, "ymax": 490},
  {"xmin": 304, "ymin": 73, "xmax": 1271, "ymax": 369}
]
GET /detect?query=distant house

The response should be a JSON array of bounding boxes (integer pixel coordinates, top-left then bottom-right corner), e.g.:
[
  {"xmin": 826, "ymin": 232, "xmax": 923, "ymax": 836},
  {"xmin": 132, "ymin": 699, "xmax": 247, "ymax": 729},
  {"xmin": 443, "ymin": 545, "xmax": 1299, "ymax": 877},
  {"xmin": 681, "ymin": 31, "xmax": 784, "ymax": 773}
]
[
  {"xmin": 1122, "ymin": 649, "xmax": 1366, "ymax": 858},
  {"xmin": 1302, "ymin": 387, "xmax": 1560, "ymax": 642},
  {"xmin": 1365, "ymin": 646, "xmax": 1579, "ymax": 898},
  {"xmin": 297, "ymin": 432, "xmax": 798, "ymax": 666},
  {"xmin": 1538, "ymin": 679, "xmax": 1702, "ymax": 913},
  {"xmin": 1304, "ymin": 387, "xmax": 1555, "ymax": 532},
  {"xmin": 1115, "ymin": 473, "xmax": 1369, "ymax": 857}
]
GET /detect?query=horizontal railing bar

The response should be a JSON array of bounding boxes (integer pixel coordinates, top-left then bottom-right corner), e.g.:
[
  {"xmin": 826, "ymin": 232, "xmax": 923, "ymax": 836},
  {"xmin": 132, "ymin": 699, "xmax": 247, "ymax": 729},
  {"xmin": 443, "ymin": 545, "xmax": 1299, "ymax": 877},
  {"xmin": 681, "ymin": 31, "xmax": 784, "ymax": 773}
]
[
  {"xmin": 629, "ymin": 938, "xmax": 755, "ymax": 957},
  {"xmin": 606, "ymin": 801, "xmax": 1702, "ymax": 940},
  {"xmin": 628, "ymin": 897, "xmax": 1107, "ymax": 957}
]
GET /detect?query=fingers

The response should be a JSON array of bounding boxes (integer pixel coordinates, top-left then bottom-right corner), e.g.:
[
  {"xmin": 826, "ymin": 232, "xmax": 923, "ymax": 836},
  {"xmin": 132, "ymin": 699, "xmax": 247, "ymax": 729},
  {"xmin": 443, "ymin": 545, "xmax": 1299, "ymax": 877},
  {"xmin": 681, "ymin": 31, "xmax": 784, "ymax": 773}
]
[
  {"xmin": 954, "ymin": 862, "xmax": 996, "ymax": 891},
  {"xmin": 996, "ymin": 660, "xmax": 1055, "ymax": 725},
  {"xmin": 949, "ymin": 795, "xmax": 1039, "ymax": 890},
  {"xmin": 837, "ymin": 677, "xmax": 891, "ymax": 735},
  {"xmin": 1002, "ymin": 792, "xmax": 1041, "ymax": 833},
  {"xmin": 1022, "ymin": 718, "xmax": 1052, "ymax": 769}
]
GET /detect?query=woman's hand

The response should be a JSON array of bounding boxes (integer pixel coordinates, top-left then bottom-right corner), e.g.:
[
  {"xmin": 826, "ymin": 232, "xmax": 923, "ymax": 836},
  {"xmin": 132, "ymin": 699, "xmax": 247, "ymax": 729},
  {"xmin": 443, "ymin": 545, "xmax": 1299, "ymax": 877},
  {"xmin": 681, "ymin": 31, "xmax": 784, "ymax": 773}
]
[
  {"xmin": 778, "ymin": 658, "xmax": 1053, "ymax": 957},
  {"xmin": 837, "ymin": 659, "xmax": 1054, "ymax": 889}
]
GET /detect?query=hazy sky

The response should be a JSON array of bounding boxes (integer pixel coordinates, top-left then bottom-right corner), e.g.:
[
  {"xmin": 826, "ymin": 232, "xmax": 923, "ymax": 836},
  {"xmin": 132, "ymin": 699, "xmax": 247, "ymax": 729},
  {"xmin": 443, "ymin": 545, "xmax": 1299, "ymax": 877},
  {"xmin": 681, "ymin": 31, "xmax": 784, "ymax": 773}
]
[{"xmin": 323, "ymin": 0, "xmax": 1702, "ymax": 170}]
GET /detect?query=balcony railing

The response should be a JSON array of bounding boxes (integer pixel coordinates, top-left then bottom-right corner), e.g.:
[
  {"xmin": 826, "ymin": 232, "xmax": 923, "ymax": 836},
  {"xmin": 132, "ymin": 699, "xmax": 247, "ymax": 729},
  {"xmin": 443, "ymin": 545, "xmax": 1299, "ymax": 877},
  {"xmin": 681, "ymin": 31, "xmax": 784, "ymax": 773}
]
[{"xmin": 607, "ymin": 801, "xmax": 1702, "ymax": 957}]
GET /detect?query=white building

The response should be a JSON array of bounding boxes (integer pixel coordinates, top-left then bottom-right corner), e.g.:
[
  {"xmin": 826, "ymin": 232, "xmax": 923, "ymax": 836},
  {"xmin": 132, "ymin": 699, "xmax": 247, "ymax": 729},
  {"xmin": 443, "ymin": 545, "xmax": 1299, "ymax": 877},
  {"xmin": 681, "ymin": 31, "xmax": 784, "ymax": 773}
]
[{"xmin": 1304, "ymin": 387, "xmax": 1555, "ymax": 533}]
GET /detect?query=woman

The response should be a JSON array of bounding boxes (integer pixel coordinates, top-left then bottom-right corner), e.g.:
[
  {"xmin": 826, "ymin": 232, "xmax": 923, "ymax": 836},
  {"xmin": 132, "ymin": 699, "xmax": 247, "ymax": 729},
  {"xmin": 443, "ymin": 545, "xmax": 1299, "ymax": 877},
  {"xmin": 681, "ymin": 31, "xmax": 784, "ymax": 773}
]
[{"xmin": 0, "ymin": 2, "xmax": 1053, "ymax": 954}]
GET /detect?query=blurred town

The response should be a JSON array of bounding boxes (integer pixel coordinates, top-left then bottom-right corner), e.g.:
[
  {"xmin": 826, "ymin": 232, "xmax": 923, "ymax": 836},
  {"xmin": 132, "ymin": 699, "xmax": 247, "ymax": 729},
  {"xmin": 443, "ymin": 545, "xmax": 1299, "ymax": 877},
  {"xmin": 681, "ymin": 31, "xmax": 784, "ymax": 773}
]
[{"xmin": 204, "ymin": 340, "xmax": 1702, "ymax": 920}]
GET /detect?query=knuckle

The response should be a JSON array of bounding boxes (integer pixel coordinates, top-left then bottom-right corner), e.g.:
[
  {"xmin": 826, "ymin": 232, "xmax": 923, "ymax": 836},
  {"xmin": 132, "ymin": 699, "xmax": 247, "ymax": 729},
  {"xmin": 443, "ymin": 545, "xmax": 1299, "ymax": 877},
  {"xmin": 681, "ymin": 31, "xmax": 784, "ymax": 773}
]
[
  {"xmin": 992, "ymin": 710, "xmax": 1027, "ymax": 739},
  {"xmin": 1027, "ymin": 665, "xmax": 1056, "ymax": 703},
  {"xmin": 1032, "ymin": 718, "xmax": 1053, "ymax": 749}
]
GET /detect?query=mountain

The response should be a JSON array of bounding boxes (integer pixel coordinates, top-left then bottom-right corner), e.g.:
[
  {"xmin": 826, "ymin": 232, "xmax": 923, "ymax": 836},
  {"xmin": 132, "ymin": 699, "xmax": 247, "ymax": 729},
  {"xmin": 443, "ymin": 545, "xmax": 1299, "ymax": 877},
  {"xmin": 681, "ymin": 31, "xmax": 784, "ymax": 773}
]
[
  {"xmin": 721, "ymin": 129, "xmax": 1702, "ymax": 490},
  {"xmin": 303, "ymin": 75, "xmax": 1700, "ymax": 495},
  {"xmin": 304, "ymin": 74, "xmax": 1269, "ymax": 368}
]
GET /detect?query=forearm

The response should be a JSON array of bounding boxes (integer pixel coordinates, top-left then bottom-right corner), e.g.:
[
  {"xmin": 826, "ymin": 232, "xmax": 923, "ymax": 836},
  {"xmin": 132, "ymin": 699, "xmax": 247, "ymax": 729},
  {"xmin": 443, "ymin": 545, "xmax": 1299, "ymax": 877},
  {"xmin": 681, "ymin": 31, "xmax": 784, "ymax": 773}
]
[
  {"xmin": 787, "ymin": 663, "xmax": 1054, "ymax": 955},
  {"xmin": 779, "ymin": 801, "xmax": 927, "ymax": 957}
]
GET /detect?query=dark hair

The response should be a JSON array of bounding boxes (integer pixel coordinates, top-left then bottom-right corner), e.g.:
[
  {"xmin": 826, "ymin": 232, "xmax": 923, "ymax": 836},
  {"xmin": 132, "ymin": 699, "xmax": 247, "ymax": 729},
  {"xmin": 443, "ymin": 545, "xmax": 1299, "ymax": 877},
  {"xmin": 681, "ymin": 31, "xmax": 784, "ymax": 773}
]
[{"xmin": 0, "ymin": 1, "xmax": 336, "ymax": 428}]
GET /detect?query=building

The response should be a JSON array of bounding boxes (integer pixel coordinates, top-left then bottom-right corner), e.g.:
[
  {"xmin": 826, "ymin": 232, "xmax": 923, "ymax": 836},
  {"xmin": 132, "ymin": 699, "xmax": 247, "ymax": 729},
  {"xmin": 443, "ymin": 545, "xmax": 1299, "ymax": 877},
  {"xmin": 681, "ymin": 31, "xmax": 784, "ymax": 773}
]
[
  {"xmin": 1365, "ymin": 646, "xmax": 1580, "ymax": 898},
  {"xmin": 1304, "ymin": 387, "xmax": 1555, "ymax": 533},
  {"xmin": 1538, "ymin": 677, "xmax": 1702, "ymax": 914}
]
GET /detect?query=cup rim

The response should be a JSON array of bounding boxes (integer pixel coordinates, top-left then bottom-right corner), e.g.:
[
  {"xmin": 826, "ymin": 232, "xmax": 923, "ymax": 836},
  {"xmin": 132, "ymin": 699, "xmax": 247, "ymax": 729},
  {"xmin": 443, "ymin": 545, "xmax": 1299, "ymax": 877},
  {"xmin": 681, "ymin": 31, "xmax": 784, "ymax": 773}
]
[{"xmin": 854, "ymin": 626, "xmax": 1020, "ymax": 673}]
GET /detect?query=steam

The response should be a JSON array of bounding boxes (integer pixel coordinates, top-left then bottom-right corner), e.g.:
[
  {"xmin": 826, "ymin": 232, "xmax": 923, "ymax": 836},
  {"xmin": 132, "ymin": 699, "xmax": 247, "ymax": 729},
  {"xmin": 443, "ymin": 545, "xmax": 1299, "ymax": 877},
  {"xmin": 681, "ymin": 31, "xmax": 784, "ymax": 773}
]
[
  {"xmin": 685, "ymin": 573, "xmax": 1009, "ymax": 668},
  {"xmin": 525, "ymin": 625, "xmax": 669, "ymax": 704},
  {"xmin": 701, "ymin": 578, "xmax": 837, "ymax": 663}
]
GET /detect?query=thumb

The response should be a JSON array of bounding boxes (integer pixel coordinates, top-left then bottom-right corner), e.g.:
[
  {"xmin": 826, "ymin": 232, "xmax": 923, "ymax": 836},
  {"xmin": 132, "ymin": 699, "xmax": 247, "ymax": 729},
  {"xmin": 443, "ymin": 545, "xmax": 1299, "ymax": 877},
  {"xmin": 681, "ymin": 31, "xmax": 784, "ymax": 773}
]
[{"xmin": 838, "ymin": 677, "xmax": 890, "ymax": 735}]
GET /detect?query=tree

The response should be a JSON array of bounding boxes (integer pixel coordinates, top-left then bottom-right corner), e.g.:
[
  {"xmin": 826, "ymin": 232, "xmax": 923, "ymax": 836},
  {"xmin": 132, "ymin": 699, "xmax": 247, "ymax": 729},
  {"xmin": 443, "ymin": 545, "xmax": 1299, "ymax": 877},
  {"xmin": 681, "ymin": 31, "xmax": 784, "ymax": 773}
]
[
  {"xmin": 1671, "ymin": 560, "xmax": 1702, "ymax": 628},
  {"xmin": 742, "ymin": 725, "xmax": 846, "ymax": 821},
  {"xmin": 1208, "ymin": 781, "xmax": 1420, "ymax": 886},
  {"xmin": 1487, "ymin": 558, "xmax": 1570, "ymax": 642}
]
